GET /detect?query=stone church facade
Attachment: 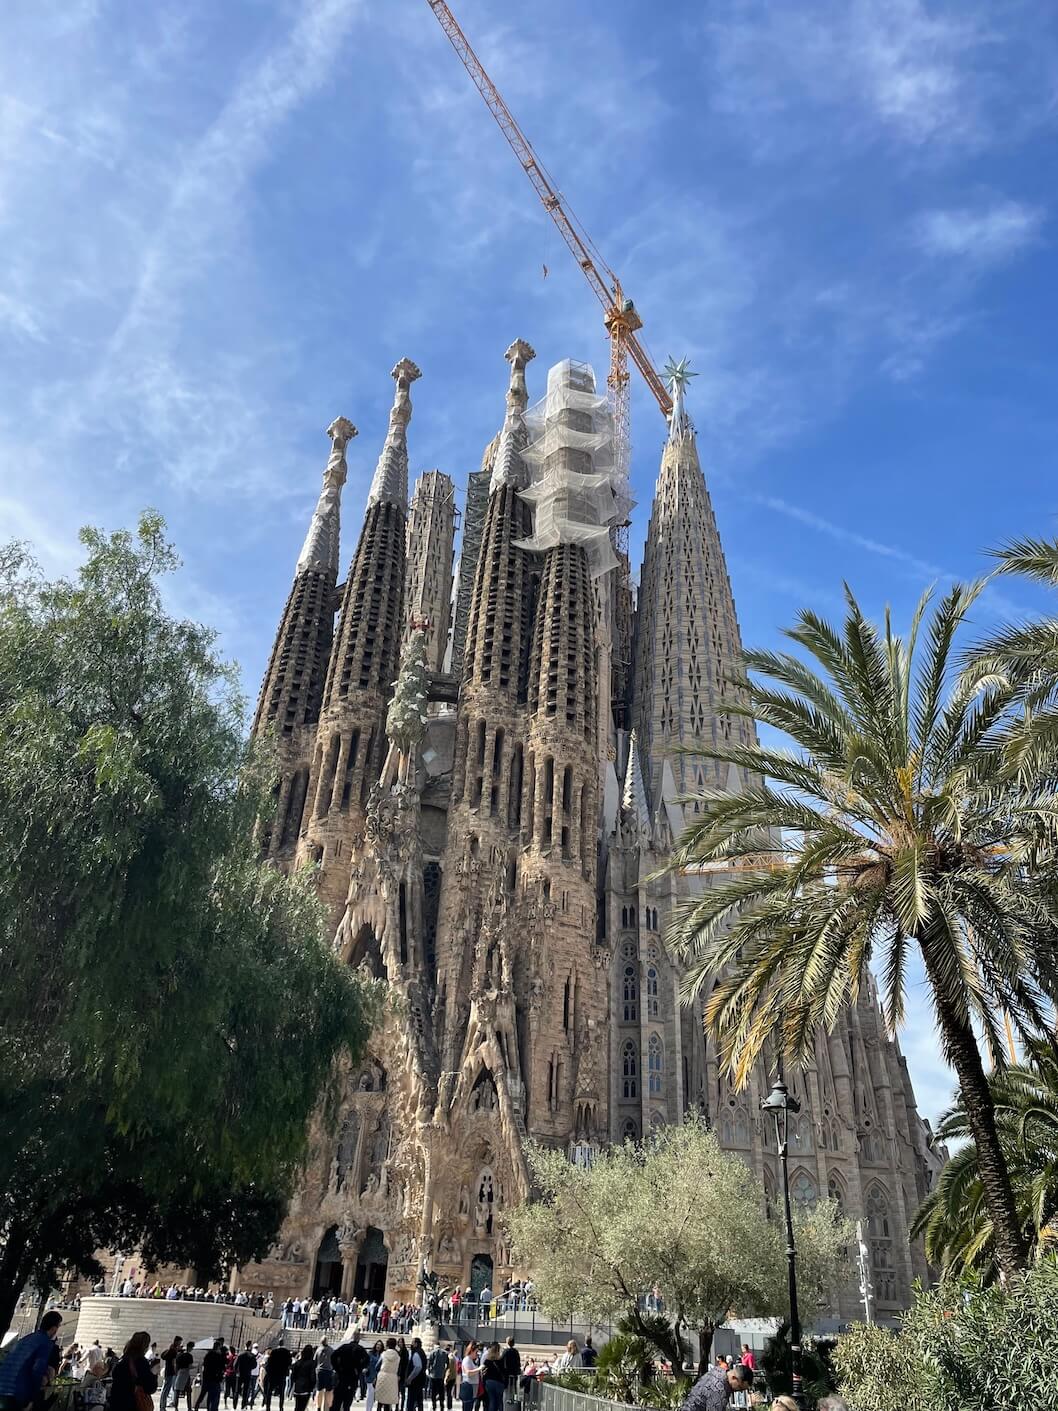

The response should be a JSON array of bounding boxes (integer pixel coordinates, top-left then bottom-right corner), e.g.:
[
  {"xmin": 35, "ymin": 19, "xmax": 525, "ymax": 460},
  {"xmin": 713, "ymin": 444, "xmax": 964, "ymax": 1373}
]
[{"xmin": 241, "ymin": 342, "xmax": 945, "ymax": 1323}]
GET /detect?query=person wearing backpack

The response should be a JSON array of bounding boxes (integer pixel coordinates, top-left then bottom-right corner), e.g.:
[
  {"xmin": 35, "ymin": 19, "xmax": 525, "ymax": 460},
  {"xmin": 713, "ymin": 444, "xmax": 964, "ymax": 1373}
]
[{"xmin": 426, "ymin": 1346, "xmax": 448, "ymax": 1411}]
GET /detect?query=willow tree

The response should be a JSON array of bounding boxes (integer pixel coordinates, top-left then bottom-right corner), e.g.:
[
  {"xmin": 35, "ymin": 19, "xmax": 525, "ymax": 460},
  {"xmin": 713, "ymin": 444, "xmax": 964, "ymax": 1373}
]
[
  {"xmin": 663, "ymin": 584, "xmax": 1058, "ymax": 1279},
  {"xmin": 0, "ymin": 517, "xmax": 377, "ymax": 1327}
]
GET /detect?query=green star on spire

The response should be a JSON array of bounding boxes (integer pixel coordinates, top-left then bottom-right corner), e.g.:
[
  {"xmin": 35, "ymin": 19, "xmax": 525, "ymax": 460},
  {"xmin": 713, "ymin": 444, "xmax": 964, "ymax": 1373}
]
[{"xmin": 663, "ymin": 356, "xmax": 697, "ymax": 394}]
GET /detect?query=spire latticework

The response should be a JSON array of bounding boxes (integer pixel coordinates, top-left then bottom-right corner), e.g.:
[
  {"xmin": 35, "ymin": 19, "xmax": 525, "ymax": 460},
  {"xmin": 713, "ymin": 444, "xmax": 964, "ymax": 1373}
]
[
  {"xmin": 253, "ymin": 415, "xmax": 357, "ymax": 742},
  {"xmin": 633, "ymin": 364, "xmax": 755, "ymax": 801}
]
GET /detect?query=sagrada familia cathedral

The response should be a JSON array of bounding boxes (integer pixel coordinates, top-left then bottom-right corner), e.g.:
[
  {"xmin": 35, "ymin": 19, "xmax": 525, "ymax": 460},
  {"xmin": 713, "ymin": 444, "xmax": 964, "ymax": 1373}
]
[{"xmin": 241, "ymin": 342, "xmax": 945, "ymax": 1323}]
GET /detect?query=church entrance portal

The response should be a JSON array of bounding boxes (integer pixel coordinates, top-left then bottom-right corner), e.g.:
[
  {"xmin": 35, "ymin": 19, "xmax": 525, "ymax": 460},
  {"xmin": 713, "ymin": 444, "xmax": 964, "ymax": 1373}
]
[
  {"xmin": 354, "ymin": 1225, "xmax": 389, "ymax": 1302},
  {"xmin": 313, "ymin": 1226, "xmax": 343, "ymax": 1298},
  {"xmin": 469, "ymin": 1253, "xmax": 494, "ymax": 1302}
]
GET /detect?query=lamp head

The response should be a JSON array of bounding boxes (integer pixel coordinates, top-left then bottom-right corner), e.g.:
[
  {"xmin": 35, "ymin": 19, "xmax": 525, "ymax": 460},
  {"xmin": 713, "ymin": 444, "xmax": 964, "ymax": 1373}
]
[{"xmin": 761, "ymin": 1080, "xmax": 801, "ymax": 1115}]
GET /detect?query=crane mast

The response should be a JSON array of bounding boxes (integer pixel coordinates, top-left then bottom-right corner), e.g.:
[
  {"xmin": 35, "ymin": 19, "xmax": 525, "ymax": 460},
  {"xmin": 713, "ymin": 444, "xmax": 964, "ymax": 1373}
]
[
  {"xmin": 423, "ymin": 0, "xmax": 674, "ymax": 449},
  {"xmin": 425, "ymin": 0, "xmax": 675, "ymax": 737}
]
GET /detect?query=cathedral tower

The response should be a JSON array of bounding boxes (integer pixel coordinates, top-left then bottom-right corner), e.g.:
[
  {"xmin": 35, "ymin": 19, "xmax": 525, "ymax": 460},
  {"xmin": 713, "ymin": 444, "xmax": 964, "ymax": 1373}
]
[
  {"xmin": 515, "ymin": 359, "xmax": 615, "ymax": 1146},
  {"xmin": 434, "ymin": 340, "xmax": 537, "ymax": 1082},
  {"xmin": 300, "ymin": 358, "xmax": 421, "ymax": 924},
  {"xmin": 253, "ymin": 416, "xmax": 356, "ymax": 863},
  {"xmin": 633, "ymin": 361, "xmax": 756, "ymax": 801}
]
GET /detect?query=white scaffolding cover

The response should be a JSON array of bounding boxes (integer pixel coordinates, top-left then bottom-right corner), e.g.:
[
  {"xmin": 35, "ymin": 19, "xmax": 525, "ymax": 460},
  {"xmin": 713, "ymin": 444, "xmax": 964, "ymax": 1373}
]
[{"xmin": 514, "ymin": 360, "xmax": 624, "ymax": 578}]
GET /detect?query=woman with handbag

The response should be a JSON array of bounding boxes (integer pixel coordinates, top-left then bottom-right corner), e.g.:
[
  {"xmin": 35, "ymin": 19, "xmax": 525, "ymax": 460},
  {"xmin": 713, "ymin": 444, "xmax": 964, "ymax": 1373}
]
[{"xmin": 110, "ymin": 1332, "xmax": 159, "ymax": 1411}]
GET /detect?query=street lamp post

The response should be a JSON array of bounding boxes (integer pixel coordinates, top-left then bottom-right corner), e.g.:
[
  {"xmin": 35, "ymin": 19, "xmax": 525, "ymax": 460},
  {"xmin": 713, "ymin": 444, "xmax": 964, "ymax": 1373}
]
[{"xmin": 761, "ymin": 1079, "xmax": 805, "ymax": 1410}]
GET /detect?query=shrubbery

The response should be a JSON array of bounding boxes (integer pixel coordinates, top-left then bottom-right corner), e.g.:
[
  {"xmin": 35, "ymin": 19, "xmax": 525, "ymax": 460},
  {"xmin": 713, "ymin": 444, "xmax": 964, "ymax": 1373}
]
[{"xmin": 834, "ymin": 1256, "xmax": 1058, "ymax": 1410}]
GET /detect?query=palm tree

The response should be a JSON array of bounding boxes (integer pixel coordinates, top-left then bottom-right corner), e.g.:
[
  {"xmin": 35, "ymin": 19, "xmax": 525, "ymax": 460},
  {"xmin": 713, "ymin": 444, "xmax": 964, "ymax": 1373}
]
[
  {"xmin": 663, "ymin": 582, "xmax": 1058, "ymax": 1279},
  {"xmin": 913, "ymin": 1040, "xmax": 1058, "ymax": 1278}
]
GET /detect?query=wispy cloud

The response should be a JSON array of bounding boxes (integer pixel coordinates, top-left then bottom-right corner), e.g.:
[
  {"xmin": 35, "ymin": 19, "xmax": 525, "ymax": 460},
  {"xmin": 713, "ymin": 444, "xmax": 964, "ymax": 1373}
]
[
  {"xmin": 753, "ymin": 493, "xmax": 944, "ymax": 577},
  {"xmin": 700, "ymin": 0, "xmax": 997, "ymax": 156},
  {"xmin": 750, "ymin": 494, "xmax": 1027, "ymax": 620},
  {"xmin": 913, "ymin": 199, "xmax": 1044, "ymax": 262}
]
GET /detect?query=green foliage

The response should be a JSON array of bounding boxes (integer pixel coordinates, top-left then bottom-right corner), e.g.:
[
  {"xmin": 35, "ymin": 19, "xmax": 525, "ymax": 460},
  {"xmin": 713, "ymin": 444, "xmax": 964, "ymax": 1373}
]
[
  {"xmin": 506, "ymin": 1118, "xmax": 849, "ymax": 1367},
  {"xmin": 835, "ymin": 1257, "xmax": 1058, "ymax": 1411},
  {"xmin": 832, "ymin": 1320, "xmax": 932, "ymax": 1411},
  {"xmin": 0, "ymin": 517, "xmax": 378, "ymax": 1320},
  {"xmin": 659, "ymin": 581, "xmax": 1058, "ymax": 1274},
  {"xmin": 912, "ymin": 1038, "xmax": 1058, "ymax": 1278}
]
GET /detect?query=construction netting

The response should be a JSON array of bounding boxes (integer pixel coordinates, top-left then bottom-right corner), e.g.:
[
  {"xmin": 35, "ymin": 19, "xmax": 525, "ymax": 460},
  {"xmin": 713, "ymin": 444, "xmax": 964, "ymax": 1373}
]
[{"xmin": 514, "ymin": 359, "xmax": 627, "ymax": 578}]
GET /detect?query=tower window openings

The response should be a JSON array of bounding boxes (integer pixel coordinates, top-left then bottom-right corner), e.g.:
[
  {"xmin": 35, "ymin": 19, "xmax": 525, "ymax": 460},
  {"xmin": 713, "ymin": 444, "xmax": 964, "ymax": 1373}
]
[
  {"xmin": 622, "ymin": 964, "xmax": 638, "ymax": 1022},
  {"xmin": 490, "ymin": 727, "xmax": 505, "ymax": 817},
  {"xmin": 646, "ymin": 966, "xmax": 659, "ymax": 1019},
  {"xmin": 622, "ymin": 1039, "xmax": 638, "ymax": 1099},
  {"xmin": 525, "ymin": 752, "xmax": 536, "ymax": 839},
  {"xmin": 562, "ymin": 765, "xmax": 573, "ymax": 814},
  {"xmin": 508, "ymin": 743, "xmax": 523, "ymax": 829},
  {"xmin": 340, "ymin": 729, "xmax": 361, "ymax": 808},
  {"xmin": 563, "ymin": 975, "xmax": 571, "ymax": 1031},
  {"xmin": 543, "ymin": 756, "xmax": 554, "ymax": 846},
  {"xmin": 648, "ymin": 1033, "xmax": 663, "ymax": 1094}
]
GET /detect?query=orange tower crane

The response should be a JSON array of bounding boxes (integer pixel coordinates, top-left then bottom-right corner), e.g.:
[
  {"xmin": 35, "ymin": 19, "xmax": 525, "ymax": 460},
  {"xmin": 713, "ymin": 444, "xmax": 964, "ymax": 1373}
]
[{"xmin": 424, "ymin": 0, "xmax": 674, "ymax": 497}]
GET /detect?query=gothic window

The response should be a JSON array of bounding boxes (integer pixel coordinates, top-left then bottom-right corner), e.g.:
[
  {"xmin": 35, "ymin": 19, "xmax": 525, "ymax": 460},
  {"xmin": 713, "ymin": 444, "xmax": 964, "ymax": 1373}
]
[
  {"xmin": 622, "ymin": 964, "xmax": 638, "ymax": 1022},
  {"xmin": 827, "ymin": 1174, "xmax": 845, "ymax": 1211},
  {"xmin": 791, "ymin": 1172, "xmax": 817, "ymax": 1210},
  {"xmin": 646, "ymin": 966, "xmax": 660, "ymax": 1019},
  {"xmin": 791, "ymin": 1114, "xmax": 814, "ymax": 1153},
  {"xmin": 622, "ymin": 906, "xmax": 629, "ymax": 927},
  {"xmin": 630, "ymin": 905, "xmax": 637, "ymax": 925},
  {"xmin": 621, "ymin": 1117, "xmax": 639, "ymax": 1142},
  {"xmin": 732, "ymin": 1105, "xmax": 751, "ymax": 1147},
  {"xmin": 866, "ymin": 1185, "xmax": 896, "ymax": 1303},
  {"xmin": 648, "ymin": 1034, "xmax": 663, "ymax": 1095},
  {"xmin": 622, "ymin": 1040, "xmax": 638, "ymax": 1099}
]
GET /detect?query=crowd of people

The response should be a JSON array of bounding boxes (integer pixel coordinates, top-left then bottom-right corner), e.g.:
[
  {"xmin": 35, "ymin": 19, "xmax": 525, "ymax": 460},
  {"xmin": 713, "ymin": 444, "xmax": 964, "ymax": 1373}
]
[
  {"xmin": 0, "ymin": 1308, "xmax": 852, "ymax": 1411},
  {"xmin": 279, "ymin": 1300, "xmax": 418, "ymax": 1336},
  {"xmin": 107, "ymin": 1281, "xmax": 275, "ymax": 1316}
]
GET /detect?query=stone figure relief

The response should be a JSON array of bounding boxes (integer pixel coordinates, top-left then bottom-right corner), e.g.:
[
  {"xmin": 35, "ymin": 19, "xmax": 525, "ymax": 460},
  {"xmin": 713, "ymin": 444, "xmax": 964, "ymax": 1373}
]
[
  {"xmin": 458, "ymin": 1185, "xmax": 471, "ymax": 1219},
  {"xmin": 437, "ymin": 1230, "xmax": 459, "ymax": 1263},
  {"xmin": 332, "ymin": 1110, "xmax": 361, "ymax": 1194},
  {"xmin": 475, "ymin": 1169, "xmax": 495, "ymax": 1235}
]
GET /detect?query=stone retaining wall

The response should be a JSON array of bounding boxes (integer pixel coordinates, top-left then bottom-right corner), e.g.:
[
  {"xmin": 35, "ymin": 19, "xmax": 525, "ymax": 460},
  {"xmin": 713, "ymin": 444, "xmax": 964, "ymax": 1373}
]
[{"xmin": 74, "ymin": 1298, "xmax": 277, "ymax": 1353}]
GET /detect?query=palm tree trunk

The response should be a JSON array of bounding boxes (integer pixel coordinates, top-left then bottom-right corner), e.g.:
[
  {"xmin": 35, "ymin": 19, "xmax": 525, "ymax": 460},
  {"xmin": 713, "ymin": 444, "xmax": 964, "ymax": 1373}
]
[{"xmin": 921, "ymin": 948, "xmax": 1028, "ymax": 1277}]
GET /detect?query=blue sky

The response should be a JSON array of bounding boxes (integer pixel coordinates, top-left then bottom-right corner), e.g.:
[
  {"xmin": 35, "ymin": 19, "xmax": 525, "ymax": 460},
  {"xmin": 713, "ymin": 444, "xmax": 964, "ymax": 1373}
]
[{"xmin": 4, "ymin": 0, "xmax": 1057, "ymax": 1123}]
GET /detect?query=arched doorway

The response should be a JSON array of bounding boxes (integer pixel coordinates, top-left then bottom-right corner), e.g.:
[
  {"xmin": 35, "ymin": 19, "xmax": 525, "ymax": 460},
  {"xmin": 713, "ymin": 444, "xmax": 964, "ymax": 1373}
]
[
  {"xmin": 469, "ymin": 1252, "xmax": 494, "ymax": 1301},
  {"xmin": 349, "ymin": 923, "xmax": 386, "ymax": 980},
  {"xmin": 354, "ymin": 1225, "xmax": 389, "ymax": 1302},
  {"xmin": 313, "ymin": 1226, "xmax": 343, "ymax": 1298}
]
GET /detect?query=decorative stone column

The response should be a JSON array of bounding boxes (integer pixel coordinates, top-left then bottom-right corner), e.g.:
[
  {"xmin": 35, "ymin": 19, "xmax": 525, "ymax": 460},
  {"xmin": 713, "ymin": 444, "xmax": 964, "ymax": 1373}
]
[{"xmin": 337, "ymin": 1223, "xmax": 364, "ymax": 1301}]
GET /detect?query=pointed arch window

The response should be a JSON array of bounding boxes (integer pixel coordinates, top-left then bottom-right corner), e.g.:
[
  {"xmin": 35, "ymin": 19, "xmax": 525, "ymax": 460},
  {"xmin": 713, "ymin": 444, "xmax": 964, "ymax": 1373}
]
[
  {"xmin": 866, "ymin": 1184, "xmax": 896, "ymax": 1303},
  {"xmin": 622, "ymin": 1040, "xmax": 638, "ymax": 1099},
  {"xmin": 648, "ymin": 1033, "xmax": 663, "ymax": 1095},
  {"xmin": 646, "ymin": 966, "xmax": 660, "ymax": 1019},
  {"xmin": 791, "ymin": 1171, "xmax": 817, "ymax": 1210},
  {"xmin": 622, "ymin": 964, "xmax": 638, "ymax": 1022}
]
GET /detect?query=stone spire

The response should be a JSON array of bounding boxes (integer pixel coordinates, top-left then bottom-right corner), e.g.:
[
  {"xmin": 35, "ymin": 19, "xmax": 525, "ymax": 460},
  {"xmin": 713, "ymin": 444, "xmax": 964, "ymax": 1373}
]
[
  {"xmin": 367, "ymin": 358, "xmax": 421, "ymax": 511},
  {"xmin": 490, "ymin": 339, "xmax": 535, "ymax": 492},
  {"xmin": 621, "ymin": 729, "xmax": 650, "ymax": 833},
  {"xmin": 296, "ymin": 416, "xmax": 357, "ymax": 576},
  {"xmin": 253, "ymin": 415, "xmax": 356, "ymax": 744},
  {"xmin": 633, "ymin": 361, "xmax": 756, "ymax": 801},
  {"xmin": 302, "ymin": 360, "xmax": 420, "ymax": 926},
  {"xmin": 460, "ymin": 342, "xmax": 538, "ymax": 698}
]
